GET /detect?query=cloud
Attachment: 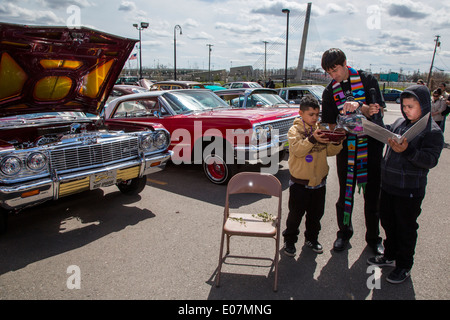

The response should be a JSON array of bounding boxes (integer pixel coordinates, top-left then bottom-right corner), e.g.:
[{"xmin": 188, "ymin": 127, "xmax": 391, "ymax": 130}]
[
  {"xmin": 215, "ymin": 22, "xmax": 265, "ymax": 34},
  {"xmin": 118, "ymin": 1, "xmax": 136, "ymax": 12},
  {"xmin": 186, "ymin": 31, "xmax": 214, "ymax": 41},
  {"xmin": 39, "ymin": 0, "xmax": 94, "ymax": 9},
  {"xmin": 0, "ymin": 2, "xmax": 64, "ymax": 24},
  {"xmin": 387, "ymin": 4, "xmax": 428, "ymax": 19}
]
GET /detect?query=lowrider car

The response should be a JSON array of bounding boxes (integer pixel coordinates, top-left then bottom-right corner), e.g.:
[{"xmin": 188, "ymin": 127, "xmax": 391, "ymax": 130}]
[
  {"xmin": 214, "ymin": 88, "xmax": 293, "ymax": 109},
  {"xmin": 104, "ymin": 89, "xmax": 298, "ymax": 184},
  {"xmin": 222, "ymin": 82, "xmax": 262, "ymax": 89},
  {"xmin": 0, "ymin": 23, "xmax": 172, "ymax": 234},
  {"xmin": 277, "ymin": 85, "xmax": 325, "ymax": 105},
  {"xmin": 150, "ymin": 81, "xmax": 206, "ymax": 91}
]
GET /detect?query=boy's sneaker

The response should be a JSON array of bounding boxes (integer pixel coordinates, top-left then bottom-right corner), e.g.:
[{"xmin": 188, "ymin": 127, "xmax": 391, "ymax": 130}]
[
  {"xmin": 367, "ymin": 255, "xmax": 395, "ymax": 267},
  {"xmin": 305, "ymin": 240, "xmax": 323, "ymax": 254},
  {"xmin": 387, "ymin": 268, "xmax": 411, "ymax": 284},
  {"xmin": 283, "ymin": 243, "xmax": 296, "ymax": 257}
]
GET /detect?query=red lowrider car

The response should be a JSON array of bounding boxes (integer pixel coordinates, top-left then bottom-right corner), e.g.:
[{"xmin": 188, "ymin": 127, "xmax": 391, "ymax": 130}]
[
  {"xmin": 0, "ymin": 23, "xmax": 172, "ymax": 234},
  {"xmin": 104, "ymin": 89, "xmax": 298, "ymax": 184}
]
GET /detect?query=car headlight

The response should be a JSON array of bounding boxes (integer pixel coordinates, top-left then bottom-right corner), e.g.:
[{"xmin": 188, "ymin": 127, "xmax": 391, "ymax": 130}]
[
  {"xmin": 27, "ymin": 152, "xmax": 47, "ymax": 171},
  {"xmin": 263, "ymin": 124, "xmax": 273, "ymax": 140},
  {"xmin": 140, "ymin": 134, "xmax": 154, "ymax": 152},
  {"xmin": 153, "ymin": 131, "xmax": 169, "ymax": 150},
  {"xmin": 1, "ymin": 156, "xmax": 22, "ymax": 176},
  {"xmin": 252, "ymin": 125, "xmax": 272, "ymax": 142},
  {"xmin": 252, "ymin": 125, "xmax": 262, "ymax": 142}
]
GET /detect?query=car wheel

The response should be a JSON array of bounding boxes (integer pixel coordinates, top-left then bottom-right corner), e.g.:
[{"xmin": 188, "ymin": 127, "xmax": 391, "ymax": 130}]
[
  {"xmin": 203, "ymin": 154, "xmax": 236, "ymax": 185},
  {"xmin": 0, "ymin": 209, "xmax": 8, "ymax": 235},
  {"xmin": 116, "ymin": 176, "xmax": 147, "ymax": 195},
  {"xmin": 396, "ymin": 97, "xmax": 401, "ymax": 104}
]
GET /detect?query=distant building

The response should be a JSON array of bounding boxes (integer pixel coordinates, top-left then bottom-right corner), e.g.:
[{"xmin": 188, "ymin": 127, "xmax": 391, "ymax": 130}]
[{"xmin": 379, "ymin": 72, "xmax": 399, "ymax": 82}]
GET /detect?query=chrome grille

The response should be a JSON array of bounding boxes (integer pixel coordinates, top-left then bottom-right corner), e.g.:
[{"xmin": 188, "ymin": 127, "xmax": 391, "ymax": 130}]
[
  {"xmin": 269, "ymin": 117, "xmax": 296, "ymax": 136},
  {"xmin": 50, "ymin": 137, "xmax": 139, "ymax": 172}
]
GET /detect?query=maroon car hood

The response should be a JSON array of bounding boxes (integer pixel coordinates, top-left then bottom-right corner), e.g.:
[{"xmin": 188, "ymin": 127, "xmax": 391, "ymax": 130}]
[{"xmin": 0, "ymin": 23, "xmax": 137, "ymax": 116}]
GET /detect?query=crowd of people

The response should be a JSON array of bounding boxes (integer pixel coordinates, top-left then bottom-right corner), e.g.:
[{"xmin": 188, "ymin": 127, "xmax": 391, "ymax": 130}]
[{"xmin": 282, "ymin": 48, "xmax": 445, "ymax": 285}]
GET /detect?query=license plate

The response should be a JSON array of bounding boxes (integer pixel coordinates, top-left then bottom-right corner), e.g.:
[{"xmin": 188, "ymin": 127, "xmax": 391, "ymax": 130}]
[{"xmin": 90, "ymin": 170, "xmax": 117, "ymax": 189}]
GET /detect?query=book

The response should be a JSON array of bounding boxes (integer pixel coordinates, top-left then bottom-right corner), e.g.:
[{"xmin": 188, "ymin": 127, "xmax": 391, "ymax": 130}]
[{"xmin": 362, "ymin": 112, "xmax": 430, "ymax": 144}]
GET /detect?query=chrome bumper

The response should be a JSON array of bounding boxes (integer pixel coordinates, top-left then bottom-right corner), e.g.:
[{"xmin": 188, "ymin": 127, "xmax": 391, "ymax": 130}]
[
  {"xmin": 0, "ymin": 151, "xmax": 172, "ymax": 211},
  {"xmin": 234, "ymin": 136, "xmax": 288, "ymax": 161}
]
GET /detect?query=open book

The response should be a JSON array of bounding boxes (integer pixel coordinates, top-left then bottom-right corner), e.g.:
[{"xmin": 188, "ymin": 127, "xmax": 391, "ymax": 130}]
[{"xmin": 362, "ymin": 112, "xmax": 430, "ymax": 144}]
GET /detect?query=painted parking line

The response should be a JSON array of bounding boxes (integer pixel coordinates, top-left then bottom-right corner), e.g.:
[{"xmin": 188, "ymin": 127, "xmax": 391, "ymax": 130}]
[{"xmin": 147, "ymin": 178, "xmax": 168, "ymax": 185}]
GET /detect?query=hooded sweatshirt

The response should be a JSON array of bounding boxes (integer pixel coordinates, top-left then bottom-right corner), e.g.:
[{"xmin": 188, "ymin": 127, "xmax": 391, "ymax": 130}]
[
  {"xmin": 288, "ymin": 118, "xmax": 343, "ymax": 187},
  {"xmin": 381, "ymin": 85, "xmax": 444, "ymax": 197}
]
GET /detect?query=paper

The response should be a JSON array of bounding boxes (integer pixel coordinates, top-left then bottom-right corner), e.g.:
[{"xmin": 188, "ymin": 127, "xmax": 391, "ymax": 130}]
[{"xmin": 362, "ymin": 112, "xmax": 430, "ymax": 144}]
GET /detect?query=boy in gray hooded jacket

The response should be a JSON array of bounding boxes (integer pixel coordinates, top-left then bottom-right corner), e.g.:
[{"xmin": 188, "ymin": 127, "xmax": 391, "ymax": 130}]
[{"xmin": 367, "ymin": 85, "xmax": 444, "ymax": 284}]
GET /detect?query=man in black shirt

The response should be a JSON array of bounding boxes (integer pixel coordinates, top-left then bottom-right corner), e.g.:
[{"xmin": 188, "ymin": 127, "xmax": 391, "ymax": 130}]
[{"xmin": 321, "ymin": 48, "xmax": 385, "ymax": 254}]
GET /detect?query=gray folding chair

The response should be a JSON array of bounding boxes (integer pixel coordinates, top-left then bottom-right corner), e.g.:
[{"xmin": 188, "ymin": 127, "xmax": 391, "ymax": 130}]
[{"xmin": 215, "ymin": 172, "xmax": 282, "ymax": 291}]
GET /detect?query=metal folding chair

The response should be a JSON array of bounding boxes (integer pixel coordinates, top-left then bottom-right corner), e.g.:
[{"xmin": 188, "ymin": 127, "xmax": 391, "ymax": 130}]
[{"xmin": 215, "ymin": 172, "xmax": 282, "ymax": 291}]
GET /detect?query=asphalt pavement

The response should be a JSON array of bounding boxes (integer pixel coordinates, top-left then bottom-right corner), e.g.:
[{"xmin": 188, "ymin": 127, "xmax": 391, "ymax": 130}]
[{"xmin": 0, "ymin": 102, "xmax": 449, "ymax": 303}]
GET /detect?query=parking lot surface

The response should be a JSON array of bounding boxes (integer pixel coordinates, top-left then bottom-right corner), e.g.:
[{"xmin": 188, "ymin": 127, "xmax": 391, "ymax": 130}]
[{"xmin": 1, "ymin": 103, "xmax": 449, "ymax": 301}]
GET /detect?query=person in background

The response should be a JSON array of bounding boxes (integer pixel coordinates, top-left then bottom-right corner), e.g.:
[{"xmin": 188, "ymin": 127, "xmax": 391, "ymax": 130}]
[{"xmin": 431, "ymin": 88, "xmax": 447, "ymax": 128}]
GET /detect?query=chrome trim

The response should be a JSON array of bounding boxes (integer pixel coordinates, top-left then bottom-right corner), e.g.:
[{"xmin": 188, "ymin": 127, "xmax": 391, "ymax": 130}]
[{"xmin": 0, "ymin": 150, "xmax": 172, "ymax": 211}]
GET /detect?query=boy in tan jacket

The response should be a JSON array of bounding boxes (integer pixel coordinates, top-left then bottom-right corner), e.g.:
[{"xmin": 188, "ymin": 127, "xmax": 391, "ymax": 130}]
[{"xmin": 283, "ymin": 96, "xmax": 344, "ymax": 256}]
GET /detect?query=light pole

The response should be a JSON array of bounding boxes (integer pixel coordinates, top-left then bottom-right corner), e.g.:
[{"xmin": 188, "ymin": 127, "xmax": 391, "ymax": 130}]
[
  {"xmin": 133, "ymin": 22, "xmax": 149, "ymax": 79},
  {"xmin": 174, "ymin": 25, "xmax": 182, "ymax": 80},
  {"xmin": 282, "ymin": 8, "xmax": 290, "ymax": 87},
  {"xmin": 263, "ymin": 41, "xmax": 268, "ymax": 80},
  {"xmin": 206, "ymin": 44, "xmax": 213, "ymax": 82}
]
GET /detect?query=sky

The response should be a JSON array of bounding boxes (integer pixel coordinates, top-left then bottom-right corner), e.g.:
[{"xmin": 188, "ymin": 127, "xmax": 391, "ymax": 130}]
[{"xmin": 1, "ymin": 0, "xmax": 450, "ymax": 76}]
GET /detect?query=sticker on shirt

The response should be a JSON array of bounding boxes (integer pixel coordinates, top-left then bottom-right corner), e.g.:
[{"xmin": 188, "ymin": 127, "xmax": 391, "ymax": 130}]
[{"xmin": 305, "ymin": 155, "xmax": 313, "ymax": 163}]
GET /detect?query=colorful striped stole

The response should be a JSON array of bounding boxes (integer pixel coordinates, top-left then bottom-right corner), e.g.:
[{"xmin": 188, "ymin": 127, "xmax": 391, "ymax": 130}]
[{"xmin": 332, "ymin": 67, "xmax": 368, "ymax": 225}]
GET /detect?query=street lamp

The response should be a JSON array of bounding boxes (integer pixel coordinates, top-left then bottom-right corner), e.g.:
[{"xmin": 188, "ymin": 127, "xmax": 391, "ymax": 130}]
[
  {"xmin": 282, "ymin": 8, "xmax": 290, "ymax": 87},
  {"xmin": 174, "ymin": 25, "xmax": 182, "ymax": 80},
  {"xmin": 206, "ymin": 44, "xmax": 213, "ymax": 82},
  {"xmin": 133, "ymin": 22, "xmax": 149, "ymax": 79}
]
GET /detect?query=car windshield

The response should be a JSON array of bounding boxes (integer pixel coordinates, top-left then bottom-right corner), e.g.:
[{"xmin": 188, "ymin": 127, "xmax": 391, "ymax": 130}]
[
  {"xmin": 249, "ymin": 93, "xmax": 288, "ymax": 107},
  {"xmin": 309, "ymin": 86, "xmax": 325, "ymax": 97},
  {"xmin": 163, "ymin": 90, "xmax": 229, "ymax": 114}
]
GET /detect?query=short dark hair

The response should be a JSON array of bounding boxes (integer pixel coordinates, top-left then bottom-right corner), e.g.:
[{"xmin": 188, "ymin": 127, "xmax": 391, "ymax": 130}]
[
  {"xmin": 300, "ymin": 96, "xmax": 320, "ymax": 111},
  {"xmin": 321, "ymin": 48, "xmax": 346, "ymax": 71}
]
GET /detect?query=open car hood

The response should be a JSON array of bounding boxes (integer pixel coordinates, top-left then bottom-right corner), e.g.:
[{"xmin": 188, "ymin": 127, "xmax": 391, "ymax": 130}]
[{"xmin": 0, "ymin": 23, "xmax": 137, "ymax": 116}]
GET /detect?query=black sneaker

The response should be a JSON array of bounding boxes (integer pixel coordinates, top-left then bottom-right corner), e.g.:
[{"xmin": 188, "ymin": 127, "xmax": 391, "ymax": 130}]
[
  {"xmin": 305, "ymin": 240, "xmax": 323, "ymax": 254},
  {"xmin": 283, "ymin": 243, "xmax": 296, "ymax": 257},
  {"xmin": 367, "ymin": 255, "xmax": 395, "ymax": 267},
  {"xmin": 387, "ymin": 268, "xmax": 411, "ymax": 284}
]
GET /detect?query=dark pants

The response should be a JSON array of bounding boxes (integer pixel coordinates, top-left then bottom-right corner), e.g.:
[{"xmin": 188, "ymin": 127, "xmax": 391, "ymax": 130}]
[
  {"xmin": 379, "ymin": 189, "xmax": 423, "ymax": 269},
  {"xmin": 283, "ymin": 183, "xmax": 326, "ymax": 244},
  {"xmin": 335, "ymin": 138, "xmax": 383, "ymax": 246}
]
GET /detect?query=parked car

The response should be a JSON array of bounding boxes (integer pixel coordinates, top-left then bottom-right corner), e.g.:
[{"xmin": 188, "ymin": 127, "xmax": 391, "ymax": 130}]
[
  {"xmin": 382, "ymin": 88, "xmax": 402, "ymax": 103},
  {"xmin": 222, "ymin": 82, "xmax": 263, "ymax": 89},
  {"xmin": 214, "ymin": 88, "xmax": 294, "ymax": 109},
  {"xmin": 104, "ymin": 89, "xmax": 298, "ymax": 184},
  {"xmin": 0, "ymin": 23, "xmax": 172, "ymax": 234},
  {"xmin": 204, "ymin": 85, "xmax": 226, "ymax": 91},
  {"xmin": 150, "ymin": 81, "xmax": 206, "ymax": 91},
  {"xmin": 116, "ymin": 76, "xmax": 139, "ymax": 85},
  {"xmin": 277, "ymin": 85, "xmax": 325, "ymax": 105}
]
